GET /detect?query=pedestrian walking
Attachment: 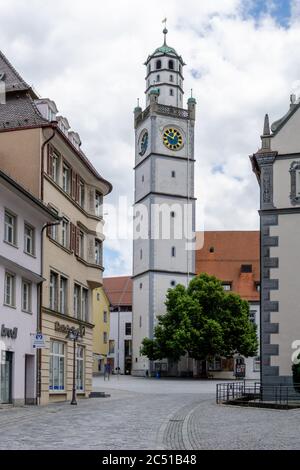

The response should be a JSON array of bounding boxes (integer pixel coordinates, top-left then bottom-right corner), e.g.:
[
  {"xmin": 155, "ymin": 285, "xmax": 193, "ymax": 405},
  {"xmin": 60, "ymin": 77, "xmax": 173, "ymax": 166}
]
[{"xmin": 104, "ymin": 362, "xmax": 111, "ymax": 380}]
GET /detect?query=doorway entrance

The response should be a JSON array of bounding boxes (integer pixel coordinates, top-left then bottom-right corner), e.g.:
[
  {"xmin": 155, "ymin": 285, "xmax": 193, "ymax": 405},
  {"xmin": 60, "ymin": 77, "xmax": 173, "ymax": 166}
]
[
  {"xmin": 0, "ymin": 351, "xmax": 13, "ymax": 404},
  {"xmin": 25, "ymin": 354, "xmax": 35, "ymax": 405}
]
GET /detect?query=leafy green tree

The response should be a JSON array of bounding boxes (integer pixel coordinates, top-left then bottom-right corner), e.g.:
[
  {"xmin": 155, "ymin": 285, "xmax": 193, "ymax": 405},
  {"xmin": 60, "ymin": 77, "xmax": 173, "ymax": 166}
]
[{"xmin": 141, "ymin": 273, "xmax": 258, "ymax": 371}]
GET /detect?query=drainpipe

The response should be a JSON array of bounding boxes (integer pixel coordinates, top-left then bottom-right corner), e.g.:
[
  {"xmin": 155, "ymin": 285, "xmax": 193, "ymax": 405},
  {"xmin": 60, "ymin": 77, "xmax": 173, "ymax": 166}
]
[
  {"xmin": 36, "ymin": 220, "xmax": 61, "ymax": 405},
  {"xmin": 36, "ymin": 125, "xmax": 57, "ymax": 405}
]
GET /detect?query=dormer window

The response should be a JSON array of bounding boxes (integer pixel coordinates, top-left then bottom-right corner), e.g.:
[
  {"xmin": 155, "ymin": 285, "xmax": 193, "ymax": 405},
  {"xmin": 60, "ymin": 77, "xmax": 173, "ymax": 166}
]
[
  {"xmin": 168, "ymin": 60, "xmax": 174, "ymax": 70},
  {"xmin": 156, "ymin": 60, "xmax": 162, "ymax": 70}
]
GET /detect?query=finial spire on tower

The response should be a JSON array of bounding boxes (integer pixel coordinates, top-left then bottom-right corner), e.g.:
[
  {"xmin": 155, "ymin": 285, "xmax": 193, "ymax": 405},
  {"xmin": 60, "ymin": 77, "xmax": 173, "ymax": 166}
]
[
  {"xmin": 263, "ymin": 113, "xmax": 270, "ymax": 136},
  {"xmin": 162, "ymin": 18, "xmax": 168, "ymax": 45}
]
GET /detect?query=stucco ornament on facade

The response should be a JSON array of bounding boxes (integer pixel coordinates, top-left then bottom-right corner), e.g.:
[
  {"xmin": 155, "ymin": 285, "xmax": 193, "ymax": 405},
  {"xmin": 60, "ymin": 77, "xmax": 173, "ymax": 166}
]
[{"xmin": 289, "ymin": 161, "xmax": 300, "ymax": 205}]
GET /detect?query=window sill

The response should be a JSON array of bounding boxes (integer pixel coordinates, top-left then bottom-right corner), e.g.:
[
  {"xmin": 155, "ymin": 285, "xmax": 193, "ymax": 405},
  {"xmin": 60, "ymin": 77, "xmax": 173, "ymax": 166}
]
[
  {"xmin": 21, "ymin": 309, "xmax": 32, "ymax": 315},
  {"xmin": 3, "ymin": 303, "xmax": 16, "ymax": 309},
  {"xmin": 4, "ymin": 240, "xmax": 18, "ymax": 249},
  {"xmin": 24, "ymin": 250, "xmax": 36, "ymax": 259},
  {"xmin": 49, "ymin": 390, "xmax": 66, "ymax": 394}
]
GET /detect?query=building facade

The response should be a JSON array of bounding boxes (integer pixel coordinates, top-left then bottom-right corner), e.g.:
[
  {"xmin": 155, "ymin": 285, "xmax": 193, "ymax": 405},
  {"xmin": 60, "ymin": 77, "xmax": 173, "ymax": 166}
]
[
  {"xmin": 132, "ymin": 28, "xmax": 196, "ymax": 376},
  {"xmin": 103, "ymin": 276, "xmax": 132, "ymax": 374},
  {"xmin": 0, "ymin": 51, "xmax": 112, "ymax": 404},
  {"xmin": 196, "ymin": 231, "xmax": 260, "ymax": 380},
  {"xmin": 92, "ymin": 286, "xmax": 110, "ymax": 374},
  {"xmin": 0, "ymin": 170, "xmax": 58, "ymax": 405},
  {"xmin": 251, "ymin": 98, "xmax": 300, "ymax": 386}
]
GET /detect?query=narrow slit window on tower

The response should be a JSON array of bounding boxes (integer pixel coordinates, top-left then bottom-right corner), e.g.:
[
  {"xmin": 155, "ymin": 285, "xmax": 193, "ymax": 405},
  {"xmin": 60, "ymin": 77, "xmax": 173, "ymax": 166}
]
[
  {"xmin": 171, "ymin": 171, "xmax": 176, "ymax": 178},
  {"xmin": 140, "ymin": 249, "xmax": 143, "ymax": 260},
  {"xmin": 168, "ymin": 60, "xmax": 174, "ymax": 70},
  {"xmin": 139, "ymin": 282, "xmax": 143, "ymax": 289},
  {"xmin": 171, "ymin": 211, "xmax": 175, "ymax": 218},
  {"xmin": 179, "ymin": 64, "xmax": 182, "ymax": 74},
  {"xmin": 156, "ymin": 59, "xmax": 162, "ymax": 70},
  {"xmin": 142, "ymin": 175, "xmax": 144, "ymax": 182},
  {"xmin": 170, "ymin": 75, "xmax": 174, "ymax": 82},
  {"xmin": 169, "ymin": 89, "xmax": 174, "ymax": 96},
  {"xmin": 156, "ymin": 74, "xmax": 160, "ymax": 82},
  {"xmin": 171, "ymin": 246, "xmax": 176, "ymax": 257},
  {"xmin": 170, "ymin": 280, "xmax": 176, "ymax": 287},
  {"xmin": 148, "ymin": 64, "xmax": 151, "ymax": 74}
]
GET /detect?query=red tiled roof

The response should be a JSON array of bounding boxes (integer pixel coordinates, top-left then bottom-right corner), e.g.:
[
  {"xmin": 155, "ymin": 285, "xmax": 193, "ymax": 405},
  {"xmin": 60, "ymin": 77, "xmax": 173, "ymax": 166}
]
[
  {"xmin": 196, "ymin": 231, "xmax": 260, "ymax": 302},
  {"xmin": 103, "ymin": 276, "xmax": 132, "ymax": 306}
]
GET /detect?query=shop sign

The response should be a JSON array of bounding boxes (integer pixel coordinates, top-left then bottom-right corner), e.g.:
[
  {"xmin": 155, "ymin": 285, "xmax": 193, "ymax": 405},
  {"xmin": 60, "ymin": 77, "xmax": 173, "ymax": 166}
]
[
  {"xmin": 1, "ymin": 324, "xmax": 18, "ymax": 339},
  {"xmin": 54, "ymin": 322, "xmax": 85, "ymax": 337},
  {"xmin": 32, "ymin": 333, "xmax": 46, "ymax": 349}
]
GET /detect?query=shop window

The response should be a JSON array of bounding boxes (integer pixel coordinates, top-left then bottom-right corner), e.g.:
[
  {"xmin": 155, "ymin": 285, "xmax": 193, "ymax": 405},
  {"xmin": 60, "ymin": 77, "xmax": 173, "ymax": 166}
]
[
  {"xmin": 76, "ymin": 346, "xmax": 84, "ymax": 391},
  {"xmin": 49, "ymin": 341, "xmax": 65, "ymax": 391}
]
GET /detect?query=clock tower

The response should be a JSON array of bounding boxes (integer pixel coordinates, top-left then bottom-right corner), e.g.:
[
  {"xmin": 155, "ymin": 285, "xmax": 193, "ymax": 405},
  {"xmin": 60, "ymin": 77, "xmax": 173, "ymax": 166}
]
[{"xmin": 132, "ymin": 27, "xmax": 196, "ymax": 376}]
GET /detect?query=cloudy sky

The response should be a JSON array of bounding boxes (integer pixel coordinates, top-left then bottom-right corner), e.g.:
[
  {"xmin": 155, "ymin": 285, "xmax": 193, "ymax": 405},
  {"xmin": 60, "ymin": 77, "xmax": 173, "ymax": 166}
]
[{"xmin": 1, "ymin": 0, "xmax": 300, "ymax": 275}]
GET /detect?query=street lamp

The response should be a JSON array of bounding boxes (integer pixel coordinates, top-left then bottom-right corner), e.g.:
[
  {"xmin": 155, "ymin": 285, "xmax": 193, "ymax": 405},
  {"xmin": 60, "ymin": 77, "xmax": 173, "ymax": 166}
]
[{"xmin": 66, "ymin": 328, "xmax": 81, "ymax": 405}]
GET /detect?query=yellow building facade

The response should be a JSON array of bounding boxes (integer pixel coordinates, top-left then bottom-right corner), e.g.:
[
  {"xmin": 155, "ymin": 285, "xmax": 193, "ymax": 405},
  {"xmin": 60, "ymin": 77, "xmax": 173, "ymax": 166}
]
[{"xmin": 92, "ymin": 287, "xmax": 110, "ymax": 374}]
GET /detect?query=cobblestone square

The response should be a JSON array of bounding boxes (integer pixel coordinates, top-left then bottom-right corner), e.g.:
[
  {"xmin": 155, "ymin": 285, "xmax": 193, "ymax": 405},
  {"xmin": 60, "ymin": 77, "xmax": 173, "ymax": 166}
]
[{"xmin": 0, "ymin": 376, "xmax": 300, "ymax": 450}]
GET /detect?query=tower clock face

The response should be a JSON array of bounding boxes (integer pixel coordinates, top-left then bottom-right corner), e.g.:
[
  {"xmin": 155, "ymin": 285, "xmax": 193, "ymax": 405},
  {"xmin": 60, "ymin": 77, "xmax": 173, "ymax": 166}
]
[
  {"xmin": 139, "ymin": 131, "xmax": 148, "ymax": 156},
  {"xmin": 163, "ymin": 128, "xmax": 183, "ymax": 151}
]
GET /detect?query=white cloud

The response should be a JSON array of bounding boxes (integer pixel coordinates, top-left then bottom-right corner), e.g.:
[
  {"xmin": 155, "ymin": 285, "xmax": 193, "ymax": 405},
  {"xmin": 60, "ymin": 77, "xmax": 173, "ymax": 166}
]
[{"xmin": 0, "ymin": 0, "xmax": 299, "ymax": 274}]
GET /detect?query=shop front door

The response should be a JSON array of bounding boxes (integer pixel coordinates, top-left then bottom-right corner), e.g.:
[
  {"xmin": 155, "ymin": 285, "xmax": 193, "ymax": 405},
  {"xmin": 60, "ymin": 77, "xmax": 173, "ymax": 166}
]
[{"xmin": 0, "ymin": 351, "xmax": 13, "ymax": 404}]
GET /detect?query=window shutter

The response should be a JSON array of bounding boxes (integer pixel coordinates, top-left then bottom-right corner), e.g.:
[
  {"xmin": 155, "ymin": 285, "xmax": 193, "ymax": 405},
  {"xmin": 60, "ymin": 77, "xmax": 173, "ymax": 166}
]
[
  {"xmin": 47, "ymin": 223, "xmax": 52, "ymax": 238},
  {"xmin": 88, "ymin": 237, "xmax": 94, "ymax": 263},
  {"xmin": 70, "ymin": 222, "xmax": 76, "ymax": 252},
  {"xmin": 89, "ymin": 188, "xmax": 95, "ymax": 213},
  {"xmin": 75, "ymin": 174, "xmax": 80, "ymax": 203},
  {"xmin": 75, "ymin": 227, "xmax": 80, "ymax": 256},
  {"xmin": 71, "ymin": 171, "xmax": 77, "ymax": 199}
]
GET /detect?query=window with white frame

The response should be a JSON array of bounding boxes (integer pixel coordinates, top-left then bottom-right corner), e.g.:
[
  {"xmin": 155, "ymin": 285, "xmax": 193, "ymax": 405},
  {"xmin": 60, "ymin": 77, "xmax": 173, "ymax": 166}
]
[
  {"xmin": 223, "ymin": 284, "xmax": 231, "ymax": 291},
  {"xmin": 61, "ymin": 218, "xmax": 69, "ymax": 248},
  {"xmin": 49, "ymin": 209, "xmax": 59, "ymax": 241},
  {"xmin": 76, "ymin": 346, "xmax": 84, "ymax": 391},
  {"xmin": 95, "ymin": 192, "xmax": 103, "ymax": 217},
  {"xmin": 49, "ymin": 341, "xmax": 65, "ymax": 391},
  {"xmin": 4, "ymin": 210, "xmax": 17, "ymax": 245},
  {"xmin": 125, "ymin": 322, "xmax": 132, "ymax": 336},
  {"xmin": 95, "ymin": 240, "xmax": 102, "ymax": 265},
  {"xmin": 81, "ymin": 288, "xmax": 89, "ymax": 322},
  {"xmin": 74, "ymin": 284, "xmax": 81, "ymax": 319},
  {"xmin": 4, "ymin": 272, "xmax": 15, "ymax": 307},
  {"xmin": 49, "ymin": 271, "xmax": 58, "ymax": 311},
  {"xmin": 24, "ymin": 223, "xmax": 35, "ymax": 255},
  {"xmin": 208, "ymin": 356, "xmax": 222, "ymax": 371},
  {"xmin": 22, "ymin": 279, "xmax": 32, "ymax": 312},
  {"xmin": 62, "ymin": 163, "xmax": 71, "ymax": 193},
  {"xmin": 249, "ymin": 310, "xmax": 256, "ymax": 325},
  {"xmin": 52, "ymin": 151, "xmax": 59, "ymax": 183},
  {"xmin": 59, "ymin": 277, "xmax": 68, "ymax": 314},
  {"xmin": 253, "ymin": 356, "xmax": 261, "ymax": 372}
]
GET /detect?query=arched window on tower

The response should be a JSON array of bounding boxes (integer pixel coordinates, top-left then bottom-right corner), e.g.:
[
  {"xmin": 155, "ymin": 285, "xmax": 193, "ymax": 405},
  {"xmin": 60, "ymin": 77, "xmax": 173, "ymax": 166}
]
[
  {"xmin": 168, "ymin": 60, "xmax": 174, "ymax": 70},
  {"xmin": 156, "ymin": 74, "xmax": 160, "ymax": 82},
  {"xmin": 169, "ymin": 75, "xmax": 174, "ymax": 82},
  {"xmin": 156, "ymin": 59, "xmax": 162, "ymax": 70},
  {"xmin": 169, "ymin": 89, "xmax": 174, "ymax": 96}
]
